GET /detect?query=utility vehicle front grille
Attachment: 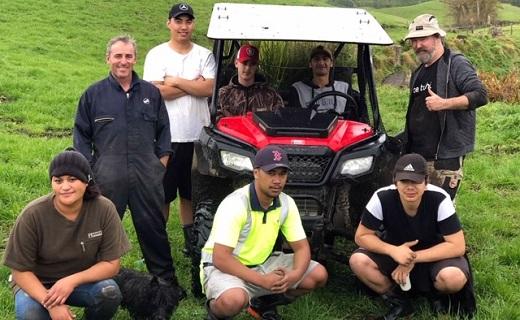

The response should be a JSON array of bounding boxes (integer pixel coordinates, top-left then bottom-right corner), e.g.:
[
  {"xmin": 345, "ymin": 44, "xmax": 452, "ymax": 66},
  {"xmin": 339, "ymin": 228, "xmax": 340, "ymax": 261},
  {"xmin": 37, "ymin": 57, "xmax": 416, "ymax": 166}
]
[
  {"xmin": 284, "ymin": 185, "xmax": 329, "ymax": 218},
  {"xmin": 287, "ymin": 154, "xmax": 332, "ymax": 183},
  {"xmin": 293, "ymin": 198, "xmax": 321, "ymax": 217}
]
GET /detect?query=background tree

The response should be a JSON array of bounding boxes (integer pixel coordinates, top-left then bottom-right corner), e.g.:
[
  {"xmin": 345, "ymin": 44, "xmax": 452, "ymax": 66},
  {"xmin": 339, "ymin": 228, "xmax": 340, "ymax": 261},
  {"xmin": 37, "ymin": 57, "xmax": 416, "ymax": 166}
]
[{"xmin": 442, "ymin": 0, "xmax": 500, "ymax": 27}]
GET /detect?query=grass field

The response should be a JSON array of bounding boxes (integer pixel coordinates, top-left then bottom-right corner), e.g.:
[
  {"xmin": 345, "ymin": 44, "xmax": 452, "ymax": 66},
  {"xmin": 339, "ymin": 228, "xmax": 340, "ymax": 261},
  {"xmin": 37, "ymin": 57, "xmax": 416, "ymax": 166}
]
[{"xmin": 1, "ymin": 1, "xmax": 519, "ymax": 319}]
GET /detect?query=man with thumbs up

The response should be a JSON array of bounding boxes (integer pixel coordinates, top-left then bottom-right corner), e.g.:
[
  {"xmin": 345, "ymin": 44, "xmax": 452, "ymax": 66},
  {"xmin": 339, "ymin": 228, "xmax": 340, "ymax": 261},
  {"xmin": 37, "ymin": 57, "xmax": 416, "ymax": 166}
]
[
  {"xmin": 401, "ymin": 14, "xmax": 487, "ymax": 199},
  {"xmin": 349, "ymin": 154, "xmax": 473, "ymax": 319}
]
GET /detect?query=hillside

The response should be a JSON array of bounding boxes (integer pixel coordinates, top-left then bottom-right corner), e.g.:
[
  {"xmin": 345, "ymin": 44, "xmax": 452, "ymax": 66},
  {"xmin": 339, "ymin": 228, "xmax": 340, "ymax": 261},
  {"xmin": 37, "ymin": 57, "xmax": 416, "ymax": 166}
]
[
  {"xmin": 369, "ymin": 1, "xmax": 520, "ymax": 41},
  {"xmin": 363, "ymin": 0, "xmax": 520, "ymax": 85}
]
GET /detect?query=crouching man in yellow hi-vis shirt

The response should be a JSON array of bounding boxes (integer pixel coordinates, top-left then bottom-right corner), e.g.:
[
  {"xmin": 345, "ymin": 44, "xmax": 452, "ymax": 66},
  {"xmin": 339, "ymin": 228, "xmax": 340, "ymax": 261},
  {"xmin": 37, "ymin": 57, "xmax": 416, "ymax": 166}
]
[{"xmin": 201, "ymin": 146, "xmax": 328, "ymax": 320}]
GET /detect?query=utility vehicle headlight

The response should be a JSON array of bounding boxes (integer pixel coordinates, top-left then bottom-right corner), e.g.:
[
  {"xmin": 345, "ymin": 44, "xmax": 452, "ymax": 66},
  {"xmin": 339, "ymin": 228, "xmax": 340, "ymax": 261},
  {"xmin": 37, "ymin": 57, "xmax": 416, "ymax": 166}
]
[
  {"xmin": 340, "ymin": 156, "xmax": 373, "ymax": 176},
  {"xmin": 220, "ymin": 151, "xmax": 253, "ymax": 172}
]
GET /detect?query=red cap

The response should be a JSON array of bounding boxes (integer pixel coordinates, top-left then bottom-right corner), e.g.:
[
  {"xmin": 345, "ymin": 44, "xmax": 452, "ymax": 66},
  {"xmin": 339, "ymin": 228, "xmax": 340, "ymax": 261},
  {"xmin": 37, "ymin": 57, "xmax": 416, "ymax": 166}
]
[{"xmin": 236, "ymin": 44, "xmax": 259, "ymax": 64}]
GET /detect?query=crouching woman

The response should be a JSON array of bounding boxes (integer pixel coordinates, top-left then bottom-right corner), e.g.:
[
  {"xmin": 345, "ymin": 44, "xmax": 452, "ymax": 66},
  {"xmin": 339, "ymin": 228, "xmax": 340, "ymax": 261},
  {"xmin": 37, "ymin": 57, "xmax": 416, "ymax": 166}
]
[{"xmin": 2, "ymin": 150, "xmax": 131, "ymax": 320}]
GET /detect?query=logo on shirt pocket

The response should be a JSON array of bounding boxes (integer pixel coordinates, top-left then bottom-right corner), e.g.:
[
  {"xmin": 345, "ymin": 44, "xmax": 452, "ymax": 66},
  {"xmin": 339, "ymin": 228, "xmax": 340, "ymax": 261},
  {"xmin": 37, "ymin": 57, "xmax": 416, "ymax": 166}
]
[{"xmin": 88, "ymin": 230, "xmax": 103, "ymax": 239}]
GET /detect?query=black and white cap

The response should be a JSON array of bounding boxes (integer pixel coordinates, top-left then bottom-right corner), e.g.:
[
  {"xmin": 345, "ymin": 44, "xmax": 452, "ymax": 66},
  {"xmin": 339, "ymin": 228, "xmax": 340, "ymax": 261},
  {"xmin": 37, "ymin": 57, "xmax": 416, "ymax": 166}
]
[
  {"xmin": 393, "ymin": 153, "xmax": 427, "ymax": 182},
  {"xmin": 169, "ymin": 3, "xmax": 195, "ymax": 19}
]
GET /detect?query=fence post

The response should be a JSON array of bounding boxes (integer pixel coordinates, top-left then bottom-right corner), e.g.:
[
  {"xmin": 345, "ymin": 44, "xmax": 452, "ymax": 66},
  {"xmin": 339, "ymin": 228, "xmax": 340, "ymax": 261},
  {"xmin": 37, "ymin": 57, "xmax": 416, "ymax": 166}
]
[{"xmin": 392, "ymin": 45, "xmax": 402, "ymax": 66}]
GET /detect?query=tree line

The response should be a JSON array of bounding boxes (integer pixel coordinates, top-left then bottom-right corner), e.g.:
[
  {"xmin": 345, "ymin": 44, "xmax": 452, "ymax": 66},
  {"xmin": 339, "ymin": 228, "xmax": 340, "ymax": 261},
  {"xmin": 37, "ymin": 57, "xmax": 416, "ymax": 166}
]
[
  {"xmin": 329, "ymin": 0, "xmax": 505, "ymax": 28},
  {"xmin": 328, "ymin": 0, "xmax": 429, "ymax": 8}
]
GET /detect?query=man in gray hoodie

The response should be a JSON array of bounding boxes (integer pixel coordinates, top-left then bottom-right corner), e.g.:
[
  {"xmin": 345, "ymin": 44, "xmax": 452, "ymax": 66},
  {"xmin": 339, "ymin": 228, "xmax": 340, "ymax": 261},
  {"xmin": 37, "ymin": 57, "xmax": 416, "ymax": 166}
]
[{"xmin": 402, "ymin": 14, "xmax": 488, "ymax": 199}]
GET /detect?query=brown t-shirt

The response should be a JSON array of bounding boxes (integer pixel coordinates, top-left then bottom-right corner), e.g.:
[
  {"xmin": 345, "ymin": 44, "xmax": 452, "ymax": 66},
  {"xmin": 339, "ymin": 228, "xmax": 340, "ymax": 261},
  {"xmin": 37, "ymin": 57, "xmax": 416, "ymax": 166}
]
[{"xmin": 2, "ymin": 194, "xmax": 131, "ymax": 285}]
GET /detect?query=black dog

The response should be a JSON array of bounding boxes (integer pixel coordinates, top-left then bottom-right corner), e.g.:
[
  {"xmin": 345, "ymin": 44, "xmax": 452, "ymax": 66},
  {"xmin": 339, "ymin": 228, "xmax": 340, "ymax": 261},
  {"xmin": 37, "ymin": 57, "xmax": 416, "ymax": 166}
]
[{"xmin": 113, "ymin": 268, "xmax": 186, "ymax": 320}]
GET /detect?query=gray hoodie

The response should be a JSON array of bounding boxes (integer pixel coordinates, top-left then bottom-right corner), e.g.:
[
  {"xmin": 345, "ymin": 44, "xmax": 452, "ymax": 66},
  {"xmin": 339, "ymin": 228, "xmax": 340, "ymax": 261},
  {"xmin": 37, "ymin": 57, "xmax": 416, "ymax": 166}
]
[{"xmin": 404, "ymin": 49, "xmax": 488, "ymax": 159}]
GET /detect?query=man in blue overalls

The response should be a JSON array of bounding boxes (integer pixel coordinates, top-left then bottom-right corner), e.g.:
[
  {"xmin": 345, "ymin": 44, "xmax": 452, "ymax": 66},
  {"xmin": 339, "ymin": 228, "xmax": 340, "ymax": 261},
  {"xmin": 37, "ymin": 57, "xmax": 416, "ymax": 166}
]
[{"xmin": 74, "ymin": 35, "xmax": 180, "ymax": 287}]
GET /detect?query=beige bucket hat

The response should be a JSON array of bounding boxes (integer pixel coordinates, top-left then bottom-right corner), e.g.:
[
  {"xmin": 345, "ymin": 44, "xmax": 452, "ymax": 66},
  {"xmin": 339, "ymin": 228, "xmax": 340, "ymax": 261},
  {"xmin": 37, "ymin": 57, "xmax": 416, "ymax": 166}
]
[{"xmin": 404, "ymin": 14, "xmax": 446, "ymax": 40}]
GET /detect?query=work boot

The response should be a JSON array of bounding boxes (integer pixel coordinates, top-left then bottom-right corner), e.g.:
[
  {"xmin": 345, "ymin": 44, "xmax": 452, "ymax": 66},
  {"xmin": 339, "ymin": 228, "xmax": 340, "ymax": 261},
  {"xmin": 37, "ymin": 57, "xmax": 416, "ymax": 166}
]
[
  {"xmin": 378, "ymin": 288, "xmax": 414, "ymax": 320},
  {"xmin": 182, "ymin": 224, "xmax": 195, "ymax": 256},
  {"xmin": 205, "ymin": 300, "xmax": 230, "ymax": 320},
  {"xmin": 247, "ymin": 294, "xmax": 294, "ymax": 320},
  {"xmin": 428, "ymin": 291, "xmax": 448, "ymax": 315}
]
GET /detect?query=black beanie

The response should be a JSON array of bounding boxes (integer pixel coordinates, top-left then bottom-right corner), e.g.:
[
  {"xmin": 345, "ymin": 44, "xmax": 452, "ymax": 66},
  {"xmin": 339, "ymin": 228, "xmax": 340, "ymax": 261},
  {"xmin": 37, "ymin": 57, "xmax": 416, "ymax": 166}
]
[{"xmin": 49, "ymin": 150, "xmax": 92, "ymax": 183}]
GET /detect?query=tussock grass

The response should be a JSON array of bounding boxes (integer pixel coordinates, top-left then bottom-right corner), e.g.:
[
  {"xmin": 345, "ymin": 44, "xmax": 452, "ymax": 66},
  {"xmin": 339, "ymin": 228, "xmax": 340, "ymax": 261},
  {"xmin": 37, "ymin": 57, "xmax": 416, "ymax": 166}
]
[{"xmin": 480, "ymin": 70, "xmax": 520, "ymax": 103}]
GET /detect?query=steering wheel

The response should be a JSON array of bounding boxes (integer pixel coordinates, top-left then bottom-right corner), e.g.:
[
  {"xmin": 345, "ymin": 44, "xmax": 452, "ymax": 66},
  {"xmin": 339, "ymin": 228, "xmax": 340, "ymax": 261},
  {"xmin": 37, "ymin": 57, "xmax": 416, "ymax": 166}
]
[{"xmin": 306, "ymin": 90, "xmax": 359, "ymax": 120}]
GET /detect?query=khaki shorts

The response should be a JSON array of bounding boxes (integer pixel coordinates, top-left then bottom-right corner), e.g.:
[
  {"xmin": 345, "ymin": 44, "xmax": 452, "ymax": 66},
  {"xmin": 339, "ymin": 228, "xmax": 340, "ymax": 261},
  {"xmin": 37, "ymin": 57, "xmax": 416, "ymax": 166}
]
[
  {"xmin": 426, "ymin": 157, "xmax": 464, "ymax": 200},
  {"xmin": 202, "ymin": 252, "xmax": 319, "ymax": 300}
]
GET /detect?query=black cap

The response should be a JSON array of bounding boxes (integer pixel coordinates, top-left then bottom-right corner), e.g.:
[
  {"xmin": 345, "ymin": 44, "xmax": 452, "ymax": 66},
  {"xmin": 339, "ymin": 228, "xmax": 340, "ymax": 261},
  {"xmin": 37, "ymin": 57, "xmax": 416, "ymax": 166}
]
[
  {"xmin": 393, "ymin": 153, "xmax": 427, "ymax": 183},
  {"xmin": 169, "ymin": 3, "xmax": 195, "ymax": 19},
  {"xmin": 49, "ymin": 150, "xmax": 92, "ymax": 183},
  {"xmin": 254, "ymin": 146, "xmax": 291, "ymax": 171}
]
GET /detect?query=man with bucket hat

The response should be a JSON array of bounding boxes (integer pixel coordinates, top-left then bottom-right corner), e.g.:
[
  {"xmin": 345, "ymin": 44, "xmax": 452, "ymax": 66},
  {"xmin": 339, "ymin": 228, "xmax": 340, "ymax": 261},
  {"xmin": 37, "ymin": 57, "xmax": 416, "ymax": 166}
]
[
  {"xmin": 401, "ymin": 14, "xmax": 487, "ymax": 200},
  {"xmin": 200, "ymin": 146, "xmax": 328, "ymax": 319},
  {"xmin": 349, "ymin": 153, "xmax": 476, "ymax": 318},
  {"xmin": 217, "ymin": 44, "xmax": 284, "ymax": 118}
]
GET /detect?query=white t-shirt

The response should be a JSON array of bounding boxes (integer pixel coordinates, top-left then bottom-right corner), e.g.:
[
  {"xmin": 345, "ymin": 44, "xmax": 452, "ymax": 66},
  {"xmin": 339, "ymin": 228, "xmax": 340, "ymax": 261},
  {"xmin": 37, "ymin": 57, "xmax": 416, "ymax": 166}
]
[{"xmin": 143, "ymin": 42, "xmax": 216, "ymax": 142}]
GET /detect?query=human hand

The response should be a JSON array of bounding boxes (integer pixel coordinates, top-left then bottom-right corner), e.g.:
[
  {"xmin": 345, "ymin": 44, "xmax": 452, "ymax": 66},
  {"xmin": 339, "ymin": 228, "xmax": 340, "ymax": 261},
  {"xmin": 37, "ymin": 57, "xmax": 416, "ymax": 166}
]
[
  {"xmin": 270, "ymin": 268, "xmax": 295, "ymax": 293},
  {"xmin": 390, "ymin": 240, "xmax": 418, "ymax": 266},
  {"xmin": 43, "ymin": 277, "xmax": 76, "ymax": 309},
  {"xmin": 48, "ymin": 304, "xmax": 75, "ymax": 320},
  {"xmin": 163, "ymin": 76, "xmax": 179, "ymax": 87},
  {"xmin": 391, "ymin": 263, "xmax": 414, "ymax": 287},
  {"xmin": 262, "ymin": 270, "xmax": 285, "ymax": 292},
  {"xmin": 425, "ymin": 87, "xmax": 447, "ymax": 111}
]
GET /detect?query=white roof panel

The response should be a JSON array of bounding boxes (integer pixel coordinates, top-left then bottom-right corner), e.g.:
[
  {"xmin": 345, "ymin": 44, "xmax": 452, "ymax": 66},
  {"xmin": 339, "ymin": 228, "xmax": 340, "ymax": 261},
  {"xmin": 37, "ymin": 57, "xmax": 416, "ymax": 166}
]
[{"xmin": 207, "ymin": 3, "xmax": 393, "ymax": 45}]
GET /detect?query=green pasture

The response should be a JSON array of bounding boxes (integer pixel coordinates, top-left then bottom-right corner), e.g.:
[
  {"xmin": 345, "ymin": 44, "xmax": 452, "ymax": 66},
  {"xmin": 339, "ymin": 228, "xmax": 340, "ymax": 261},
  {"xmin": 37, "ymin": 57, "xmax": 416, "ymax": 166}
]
[{"xmin": 1, "ymin": 0, "xmax": 519, "ymax": 319}]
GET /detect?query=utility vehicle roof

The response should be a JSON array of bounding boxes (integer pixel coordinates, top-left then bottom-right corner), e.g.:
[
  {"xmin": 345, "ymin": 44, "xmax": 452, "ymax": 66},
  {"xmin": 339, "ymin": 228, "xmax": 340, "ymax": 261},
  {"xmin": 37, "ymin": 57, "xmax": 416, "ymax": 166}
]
[{"xmin": 207, "ymin": 3, "xmax": 393, "ymax": 45}]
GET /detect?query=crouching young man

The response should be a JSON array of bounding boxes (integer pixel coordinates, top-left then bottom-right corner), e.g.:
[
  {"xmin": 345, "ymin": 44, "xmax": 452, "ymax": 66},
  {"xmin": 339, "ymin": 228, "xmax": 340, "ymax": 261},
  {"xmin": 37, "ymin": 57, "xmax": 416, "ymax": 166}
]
[
  {"xmin": 201, "ymin": 146, "xmax": 328, "ymax": 319},
  {"xmin": 349, "ymin": 153, "xmax": 475, "ymax": 319}
]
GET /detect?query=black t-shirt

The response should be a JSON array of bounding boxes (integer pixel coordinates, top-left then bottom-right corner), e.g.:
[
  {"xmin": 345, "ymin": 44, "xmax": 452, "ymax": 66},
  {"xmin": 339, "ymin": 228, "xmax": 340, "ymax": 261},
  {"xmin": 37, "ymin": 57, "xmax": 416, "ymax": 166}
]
[
  {"xmin": 408, "ymin": 60, "xmax": 441, "ymax": 160},
  {"xmin": 361, "ymin": 184, "xmax": 462, "ymax": 251}
]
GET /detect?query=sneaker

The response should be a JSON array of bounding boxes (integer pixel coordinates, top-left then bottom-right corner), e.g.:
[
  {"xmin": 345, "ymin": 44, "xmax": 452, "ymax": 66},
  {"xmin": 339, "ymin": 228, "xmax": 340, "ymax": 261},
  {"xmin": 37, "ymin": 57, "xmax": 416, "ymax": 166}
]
[
  {"xmin": 247, "ymin": 296, "xmax": 282, "ymax": 320},
  {"xmin": 247, "ymin": 305, "xmax": 281, "ymax": 320},
  {"xmin": 379, "ymin": 291, "xmax": 414, "ymax": 320}
]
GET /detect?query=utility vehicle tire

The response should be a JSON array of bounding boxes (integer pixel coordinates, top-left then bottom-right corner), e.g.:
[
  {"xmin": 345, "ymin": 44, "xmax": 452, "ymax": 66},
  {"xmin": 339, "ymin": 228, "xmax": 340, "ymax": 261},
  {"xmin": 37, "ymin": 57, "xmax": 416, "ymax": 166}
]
[
  {"xmin": 190, "ymin": 173, "xmax": 233, "ymax": 298},
  {"xmin": 335, "ymin": 184, "xmax": 357, "ymax": 237}
]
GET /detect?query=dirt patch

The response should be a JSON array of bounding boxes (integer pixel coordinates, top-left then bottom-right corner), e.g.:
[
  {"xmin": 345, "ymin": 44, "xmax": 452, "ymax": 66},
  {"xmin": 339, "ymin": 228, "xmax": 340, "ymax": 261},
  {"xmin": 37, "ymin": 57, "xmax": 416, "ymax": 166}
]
[
  {"xmin": 0, "ymin": 95, "xmax": 8, "ymax": 104},
  {"xmin": 481, "ymin": 144, "xmax": 520, "ymax": 156},
  {"xmin": 8, "ymin": 126, "xmax": 71, "ymax": 139},
  {"xmin": 382, "ymin": 71, "xmax": 408, "ymax": 87},
  {"xmin": 0, "ymin": 114, "xmax": 24, "ymax": 124}
]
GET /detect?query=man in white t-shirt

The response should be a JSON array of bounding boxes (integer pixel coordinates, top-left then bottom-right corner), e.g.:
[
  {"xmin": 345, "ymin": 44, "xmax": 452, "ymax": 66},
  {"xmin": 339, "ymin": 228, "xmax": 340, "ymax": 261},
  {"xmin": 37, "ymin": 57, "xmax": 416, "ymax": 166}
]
[{"xmin": 143, "ymin": 3, "xmax": 216, "ymax": 256}]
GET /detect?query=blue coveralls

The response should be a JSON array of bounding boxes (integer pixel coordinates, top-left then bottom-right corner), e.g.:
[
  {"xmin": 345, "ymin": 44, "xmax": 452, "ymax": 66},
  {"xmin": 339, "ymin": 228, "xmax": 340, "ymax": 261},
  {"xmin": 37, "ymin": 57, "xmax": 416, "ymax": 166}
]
[{"xmin": 74, "ymin": 71, "xmax": 176, "ymax": 282}]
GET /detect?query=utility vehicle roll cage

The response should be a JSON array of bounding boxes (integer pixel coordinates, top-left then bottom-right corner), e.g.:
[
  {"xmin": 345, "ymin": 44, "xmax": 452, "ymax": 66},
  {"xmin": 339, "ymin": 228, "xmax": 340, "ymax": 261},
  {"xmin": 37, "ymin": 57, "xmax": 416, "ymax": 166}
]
[{"xmin": 206, "ymin": 3, "xmax": 393, "ymax": 132}]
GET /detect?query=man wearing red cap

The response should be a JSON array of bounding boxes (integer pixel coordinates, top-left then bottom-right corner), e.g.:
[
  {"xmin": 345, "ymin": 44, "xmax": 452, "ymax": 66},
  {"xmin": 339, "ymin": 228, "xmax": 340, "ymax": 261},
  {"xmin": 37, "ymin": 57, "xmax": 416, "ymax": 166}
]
[
  {"xmin": 217, "ymin": 44, "xmax": 284, "ymax": 118},
  {"xmin": 200, "ymin": 146, "xmax": 327, "ymax": 320}
]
